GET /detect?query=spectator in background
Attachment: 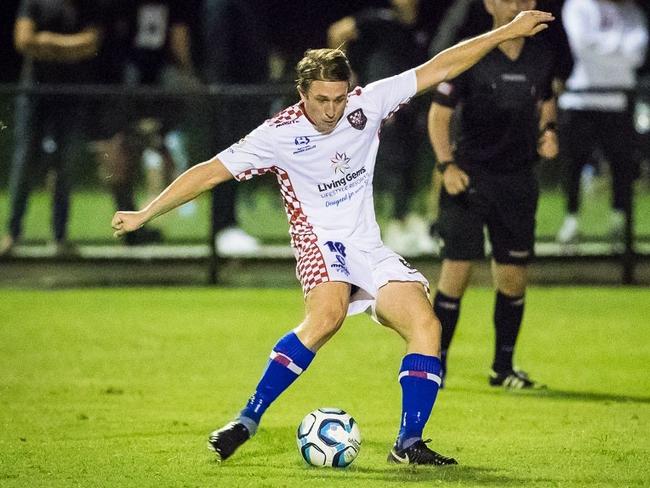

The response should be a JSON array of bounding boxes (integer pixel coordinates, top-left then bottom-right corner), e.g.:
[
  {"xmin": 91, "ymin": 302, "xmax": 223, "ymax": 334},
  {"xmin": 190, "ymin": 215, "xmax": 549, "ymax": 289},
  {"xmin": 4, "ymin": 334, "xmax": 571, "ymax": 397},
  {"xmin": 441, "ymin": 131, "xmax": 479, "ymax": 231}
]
[
  {"xmin": 0, "ymin": 0, "xmax": 22, "ymax": 83},
  {"xmin": 200, "ymin": 0, "xmax": 269, "ymax": 255},
  {"xmin": 328, "ymin": 0, "xmax": 446, "ymax": 255},
  {"xmin": 0, "ymin": 0, "xmax": 101, "ymax": 256},
  {"xmin": 556, "ymin": 0, "xmax": 648, "ymax": 243},
  {"xmin": 95, "ymin": 0, "xmax": 198, "ymax": 245}
]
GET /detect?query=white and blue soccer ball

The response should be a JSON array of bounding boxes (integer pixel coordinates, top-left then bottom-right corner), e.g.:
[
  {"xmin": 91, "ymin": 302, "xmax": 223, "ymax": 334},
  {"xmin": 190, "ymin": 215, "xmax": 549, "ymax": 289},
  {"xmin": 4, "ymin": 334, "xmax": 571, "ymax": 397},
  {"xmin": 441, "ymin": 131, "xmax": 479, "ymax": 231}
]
[{"xmin": 296, "ymin": 408, "xmax": 361, "ymax": 467}]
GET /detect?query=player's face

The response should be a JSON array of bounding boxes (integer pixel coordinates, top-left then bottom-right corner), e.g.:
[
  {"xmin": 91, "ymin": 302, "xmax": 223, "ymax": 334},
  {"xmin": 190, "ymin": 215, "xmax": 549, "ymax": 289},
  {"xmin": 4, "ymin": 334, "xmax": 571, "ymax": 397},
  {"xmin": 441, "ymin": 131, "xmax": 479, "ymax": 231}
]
[
  {"xmin": 300, "ymin": 80, "xmax": 349, "ymax": 134},
  {"xmin": 485, "ymin": 0, "xmax": 536, "ymax": 25}
]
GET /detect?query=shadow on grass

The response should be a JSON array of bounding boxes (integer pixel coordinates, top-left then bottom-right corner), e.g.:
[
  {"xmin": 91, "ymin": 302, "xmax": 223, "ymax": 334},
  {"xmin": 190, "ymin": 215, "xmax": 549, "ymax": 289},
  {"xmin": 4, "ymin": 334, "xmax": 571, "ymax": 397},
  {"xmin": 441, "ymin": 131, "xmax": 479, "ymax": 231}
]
[
  {"xmin": 211, "ymin": 460, "xmax": 553, "ymax": 486},
  {"xmin": 450, "ymin": 386, "xmax": 650, "ymax": 404},
  {"xmin": 205, "ymin": 430, "xmax": 552, "ymax": 486}
]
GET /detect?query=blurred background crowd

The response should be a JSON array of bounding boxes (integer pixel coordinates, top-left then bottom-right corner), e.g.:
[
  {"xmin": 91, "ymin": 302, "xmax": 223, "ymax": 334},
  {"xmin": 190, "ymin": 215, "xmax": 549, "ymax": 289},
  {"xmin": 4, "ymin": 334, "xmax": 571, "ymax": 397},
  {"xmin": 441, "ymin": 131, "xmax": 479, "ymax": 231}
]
[{"xmin": 0, "ymin": 0, "xmax": 649, "ymax": 262}]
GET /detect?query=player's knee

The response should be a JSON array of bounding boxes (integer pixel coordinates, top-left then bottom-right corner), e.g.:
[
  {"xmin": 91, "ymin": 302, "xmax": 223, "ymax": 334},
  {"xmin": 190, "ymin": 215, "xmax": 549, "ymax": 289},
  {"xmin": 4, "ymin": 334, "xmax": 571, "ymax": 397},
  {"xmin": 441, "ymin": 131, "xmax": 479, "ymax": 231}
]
[
  {"xmin": 497, "ymin": 273, "xmax": 527, "ymax": 296},
  {"xmin": 306, "ymin": 307, "xmax": 346, "ymax": 341},
  {"xmin": 406, "ymin": 313, "xmax": 441, "ymax": 344}
]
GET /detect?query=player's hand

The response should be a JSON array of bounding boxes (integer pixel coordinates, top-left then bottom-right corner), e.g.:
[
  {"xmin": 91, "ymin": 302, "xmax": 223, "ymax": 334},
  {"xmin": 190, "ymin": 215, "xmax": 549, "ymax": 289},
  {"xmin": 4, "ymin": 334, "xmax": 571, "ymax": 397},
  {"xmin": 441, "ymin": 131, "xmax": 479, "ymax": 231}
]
[
  {"xmin": 111, "ymin": 211, "xmax": 146, "ymax": 238},
  {"xmin": 505, "ymin": 10, "xmax": 555, "ymax": 39},
  {"xmin": 442, "ymin": 164, "xmax": 470, "ymax": 195},
  {"xmin": 538, "ymin": 129, "xmax": 559, "ymax": 160}
]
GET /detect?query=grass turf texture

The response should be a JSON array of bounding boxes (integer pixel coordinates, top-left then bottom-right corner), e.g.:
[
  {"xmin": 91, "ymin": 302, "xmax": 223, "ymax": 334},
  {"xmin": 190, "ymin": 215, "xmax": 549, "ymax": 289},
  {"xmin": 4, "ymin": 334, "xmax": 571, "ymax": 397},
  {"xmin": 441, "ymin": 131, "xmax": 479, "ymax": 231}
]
[
  {"xmin": 1, "ymin": 187, "xmax": 650, "ymax": 244},
  {"xmin": 1, "ymin": 287, "xmax": 649, "ymax": 487}
]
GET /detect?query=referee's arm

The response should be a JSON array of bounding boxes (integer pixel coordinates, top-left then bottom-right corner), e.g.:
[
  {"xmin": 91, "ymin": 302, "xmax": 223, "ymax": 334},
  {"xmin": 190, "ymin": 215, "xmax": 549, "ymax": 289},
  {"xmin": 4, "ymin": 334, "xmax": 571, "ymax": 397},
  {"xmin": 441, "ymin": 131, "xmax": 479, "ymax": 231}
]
[
  {"xmin": 428, "ymin": 102, "xmax": 469, "ymax": 196},
  {"xmin": 537, "ymin": 95, "xmax": 559, "ymax": 160},
  {"xmin": 414, "ymin": 10, "xmax": 553, "ymax": 93},
  {"xmin": 428, "ymin": 103, "xmax": 454, "ymax": 166}
]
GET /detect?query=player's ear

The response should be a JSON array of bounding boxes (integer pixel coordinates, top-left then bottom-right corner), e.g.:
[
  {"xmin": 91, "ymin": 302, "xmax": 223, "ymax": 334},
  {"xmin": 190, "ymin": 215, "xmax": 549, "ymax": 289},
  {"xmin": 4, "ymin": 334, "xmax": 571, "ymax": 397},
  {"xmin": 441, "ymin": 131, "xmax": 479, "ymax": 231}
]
[{"xmin": 298, "ymin": 87, "xmax": 308, "ymax": 103}]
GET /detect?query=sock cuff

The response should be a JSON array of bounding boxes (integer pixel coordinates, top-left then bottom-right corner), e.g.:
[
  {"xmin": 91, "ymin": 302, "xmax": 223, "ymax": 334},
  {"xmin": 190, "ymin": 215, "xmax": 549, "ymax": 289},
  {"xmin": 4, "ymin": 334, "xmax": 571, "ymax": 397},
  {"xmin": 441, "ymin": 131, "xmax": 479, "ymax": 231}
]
[
  {"xmin": 273, "ymin": 332, "xmax": 315, "ymax": 369},
  {"xmin": 434, "ymin": 290, "xmax": 461, "ymax": 309},
  {"xmin": 400, "ymin": 353, "xmax": 441, "ymax": 375},
  {"xmin": 236, "ymin": 415, "xmax": 259, "ymax": 436},
  {"xmin": 496, "ymin": 291, "xmax": 525, "ymax": 307}
]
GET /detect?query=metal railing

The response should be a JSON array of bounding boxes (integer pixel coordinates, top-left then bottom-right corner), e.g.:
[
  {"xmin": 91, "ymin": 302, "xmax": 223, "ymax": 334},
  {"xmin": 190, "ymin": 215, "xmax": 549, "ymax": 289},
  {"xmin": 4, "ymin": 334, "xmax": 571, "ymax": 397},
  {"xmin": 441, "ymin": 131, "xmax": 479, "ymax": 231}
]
[{"xmin": 0, "ymin": 82, "xmax": 648, "ymax": 284}]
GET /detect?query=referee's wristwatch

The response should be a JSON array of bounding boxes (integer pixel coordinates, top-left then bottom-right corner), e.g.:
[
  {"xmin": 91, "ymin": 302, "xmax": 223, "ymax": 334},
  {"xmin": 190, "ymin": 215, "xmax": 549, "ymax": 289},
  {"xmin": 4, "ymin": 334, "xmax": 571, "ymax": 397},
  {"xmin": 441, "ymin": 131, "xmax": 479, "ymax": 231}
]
[{"xmin": 436, "ymin": 160, "xmax": 454, "ymax": 174}]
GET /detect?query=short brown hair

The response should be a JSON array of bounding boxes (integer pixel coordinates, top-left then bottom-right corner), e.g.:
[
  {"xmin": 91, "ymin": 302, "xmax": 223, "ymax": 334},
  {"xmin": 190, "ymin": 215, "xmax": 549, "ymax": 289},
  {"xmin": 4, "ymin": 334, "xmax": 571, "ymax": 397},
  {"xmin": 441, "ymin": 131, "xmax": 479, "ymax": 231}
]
[{"xmin": 295, "ymin": 48, "xmax": 352, "ymax": 94}]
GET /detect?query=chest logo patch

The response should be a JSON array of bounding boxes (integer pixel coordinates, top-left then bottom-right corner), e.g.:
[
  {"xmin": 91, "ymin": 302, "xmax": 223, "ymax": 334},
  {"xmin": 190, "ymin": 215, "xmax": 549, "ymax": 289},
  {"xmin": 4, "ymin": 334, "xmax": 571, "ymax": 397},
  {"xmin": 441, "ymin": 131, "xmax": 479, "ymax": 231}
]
[
  {"xmin": 347, "ymin": 109, "xmax": 367, "ymax": 130},
  {"xmin": 331, "ymin": 152, "xmax": 351, "ymax": 174}
]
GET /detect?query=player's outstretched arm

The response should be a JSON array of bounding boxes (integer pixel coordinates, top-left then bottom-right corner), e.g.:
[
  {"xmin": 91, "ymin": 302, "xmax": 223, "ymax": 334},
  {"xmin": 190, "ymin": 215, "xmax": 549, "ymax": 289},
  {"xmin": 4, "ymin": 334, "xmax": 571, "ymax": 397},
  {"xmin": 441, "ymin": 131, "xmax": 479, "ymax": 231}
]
[
  {"xmin": 414, "ymin": 10, "xmax": 554, "ymax": 93},
  {"xmin": 111, "ymin": 156, "xmax": 233, "ymax": 238}
]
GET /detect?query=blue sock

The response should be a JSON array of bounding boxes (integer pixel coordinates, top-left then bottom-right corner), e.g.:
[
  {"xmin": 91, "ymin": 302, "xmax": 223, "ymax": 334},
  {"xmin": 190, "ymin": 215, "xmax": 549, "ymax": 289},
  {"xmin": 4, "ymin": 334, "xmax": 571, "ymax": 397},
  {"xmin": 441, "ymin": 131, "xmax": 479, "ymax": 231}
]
[
  {"xmin": 397, "ymin": 353, "xmax": 442, "ymax": 450},
  {"xmin": 239, "ymin": 332, "xmax": 315, "ymax": 433}
]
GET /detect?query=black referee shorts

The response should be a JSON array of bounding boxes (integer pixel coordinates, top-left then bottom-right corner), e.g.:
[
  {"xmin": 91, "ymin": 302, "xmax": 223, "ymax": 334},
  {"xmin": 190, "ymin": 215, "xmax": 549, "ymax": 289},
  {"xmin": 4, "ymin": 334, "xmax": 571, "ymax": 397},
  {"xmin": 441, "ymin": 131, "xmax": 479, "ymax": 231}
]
[{"xmin": 438, "ymin": 167, "xmax": 539, "ymax": 265}]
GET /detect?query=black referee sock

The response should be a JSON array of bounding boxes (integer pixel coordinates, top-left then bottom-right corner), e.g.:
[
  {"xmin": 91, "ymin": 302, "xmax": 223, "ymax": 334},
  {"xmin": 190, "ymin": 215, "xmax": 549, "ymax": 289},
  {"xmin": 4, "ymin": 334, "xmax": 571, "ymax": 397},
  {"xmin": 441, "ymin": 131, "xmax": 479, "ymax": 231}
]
[
  {"xmin": 492, "ymin": 291, "xmax": 525, "ymax": 374},
  {"xmin": 433, "ymin": 291, "xmax": 462, "ymax": 373}
]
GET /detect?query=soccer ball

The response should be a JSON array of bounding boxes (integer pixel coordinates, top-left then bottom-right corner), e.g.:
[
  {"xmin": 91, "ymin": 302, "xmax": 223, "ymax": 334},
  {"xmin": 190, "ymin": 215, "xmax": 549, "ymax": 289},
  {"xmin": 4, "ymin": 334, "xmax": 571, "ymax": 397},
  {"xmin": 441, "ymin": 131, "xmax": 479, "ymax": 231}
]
[{"xmin": 296, "ymin": 408, "xmax": 361, "ymax": 467}]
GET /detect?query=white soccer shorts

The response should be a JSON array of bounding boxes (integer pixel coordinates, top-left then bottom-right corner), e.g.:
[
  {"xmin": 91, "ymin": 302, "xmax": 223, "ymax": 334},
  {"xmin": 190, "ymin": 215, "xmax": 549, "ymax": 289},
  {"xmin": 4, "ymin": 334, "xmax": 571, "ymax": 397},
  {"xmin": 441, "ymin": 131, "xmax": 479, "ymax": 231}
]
[{"xmin": 294, "ymin": 236, "xmax": 429, "ymax": 317}]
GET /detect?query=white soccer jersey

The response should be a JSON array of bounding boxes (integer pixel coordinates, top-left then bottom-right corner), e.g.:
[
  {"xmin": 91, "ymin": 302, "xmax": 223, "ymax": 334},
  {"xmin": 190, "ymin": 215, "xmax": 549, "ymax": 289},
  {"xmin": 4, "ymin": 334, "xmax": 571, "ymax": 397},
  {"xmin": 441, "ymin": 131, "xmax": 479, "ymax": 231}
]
[{"xmin": 217, "ymin": 69, "xmax": 417, "ymax": 251}]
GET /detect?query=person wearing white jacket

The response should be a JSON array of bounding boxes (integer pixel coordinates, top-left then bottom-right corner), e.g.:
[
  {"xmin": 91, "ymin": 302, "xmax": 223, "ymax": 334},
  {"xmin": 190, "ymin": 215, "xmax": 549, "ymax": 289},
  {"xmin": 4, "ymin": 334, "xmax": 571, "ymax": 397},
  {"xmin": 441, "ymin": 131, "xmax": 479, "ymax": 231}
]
[{"xmin": 557, "ymin": 0, "xmax": 648, "ymax": 243}]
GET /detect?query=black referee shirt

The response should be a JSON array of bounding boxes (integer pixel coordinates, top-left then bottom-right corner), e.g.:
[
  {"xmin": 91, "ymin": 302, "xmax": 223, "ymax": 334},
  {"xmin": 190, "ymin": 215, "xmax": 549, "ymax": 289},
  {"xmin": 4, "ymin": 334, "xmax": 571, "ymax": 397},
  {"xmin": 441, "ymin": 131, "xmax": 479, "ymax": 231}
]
[{"xmin": 432, "ymin": 37, "xmax": 555, "ymax": 173}]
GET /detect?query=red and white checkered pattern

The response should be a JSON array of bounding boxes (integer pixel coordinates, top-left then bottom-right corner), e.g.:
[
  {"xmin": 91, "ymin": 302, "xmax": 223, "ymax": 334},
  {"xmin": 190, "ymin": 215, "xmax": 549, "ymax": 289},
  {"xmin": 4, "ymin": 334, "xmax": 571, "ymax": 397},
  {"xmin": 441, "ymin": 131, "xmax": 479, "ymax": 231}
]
[
  {"xmin": 235, "ymin": 165, "xmax": 314, "ymax": 237},
  {"xmin": 269, "ymin": 105, "xmax": 304, "ymax": 126},
  {"xmin": 294, "ymin": 234, "xmax": 330, "ymax": 296},
  {"xmin": 235, "ymin": 165, "xmax": 327, "ymax": 294}
]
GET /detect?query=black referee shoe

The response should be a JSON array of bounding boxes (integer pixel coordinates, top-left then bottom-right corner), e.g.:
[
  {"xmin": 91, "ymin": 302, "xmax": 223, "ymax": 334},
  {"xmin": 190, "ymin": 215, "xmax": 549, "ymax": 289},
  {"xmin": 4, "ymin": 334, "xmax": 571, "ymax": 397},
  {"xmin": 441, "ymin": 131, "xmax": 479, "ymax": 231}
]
[
  {"xmin": 207, "ymin": 421, "xmax": 250, "ymax": 461},
  {"xmin": 387, "ymin": 439, "xmax": 458, "ymax": 466},
  {"xmin": 489, "ymin": 369, "xmax": 546, "ymax": 390}
]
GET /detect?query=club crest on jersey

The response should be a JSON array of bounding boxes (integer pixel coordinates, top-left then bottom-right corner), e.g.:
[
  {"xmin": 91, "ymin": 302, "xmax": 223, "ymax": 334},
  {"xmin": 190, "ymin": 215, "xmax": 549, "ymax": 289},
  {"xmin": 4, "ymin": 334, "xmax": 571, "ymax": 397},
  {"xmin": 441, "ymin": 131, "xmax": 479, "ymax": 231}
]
[
  {"xmin": 347, "ymin": 108, "xmax": 367, "ymax": 130},
  {"xmin": 331, "ymin": 152, "xmax": 351, "ymax": 174}
]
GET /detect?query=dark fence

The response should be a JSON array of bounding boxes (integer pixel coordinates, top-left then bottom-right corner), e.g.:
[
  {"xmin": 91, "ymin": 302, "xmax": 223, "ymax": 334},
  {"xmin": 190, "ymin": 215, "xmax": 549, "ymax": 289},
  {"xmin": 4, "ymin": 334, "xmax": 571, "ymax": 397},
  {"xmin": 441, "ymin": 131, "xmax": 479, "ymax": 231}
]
[{"xmin": 0, "ymin": 83, "xmax": 649, "ymax": 284}]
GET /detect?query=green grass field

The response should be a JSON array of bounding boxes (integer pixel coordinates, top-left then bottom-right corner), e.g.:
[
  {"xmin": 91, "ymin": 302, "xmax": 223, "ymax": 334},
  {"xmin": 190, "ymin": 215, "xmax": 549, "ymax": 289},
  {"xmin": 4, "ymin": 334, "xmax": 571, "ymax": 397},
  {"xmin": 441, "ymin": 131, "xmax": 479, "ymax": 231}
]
[{"xmin": 1, "ymin": 287, "xmax": 649, "ymax": 487}]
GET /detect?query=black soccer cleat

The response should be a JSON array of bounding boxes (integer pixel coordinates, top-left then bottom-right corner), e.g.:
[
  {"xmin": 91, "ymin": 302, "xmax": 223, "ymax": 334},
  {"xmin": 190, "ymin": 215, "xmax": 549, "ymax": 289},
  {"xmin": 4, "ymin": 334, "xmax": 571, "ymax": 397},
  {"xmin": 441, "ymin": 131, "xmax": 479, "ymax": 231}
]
[
  {"xmin": 207, "ymin": 421, "xmax": 250, "ymax": 461},
  {"xmin": 387, "ymin": 439, "xmax": 458, "ymax": 466},
  {"xmin": 489, "ymin": 369, "xmax": 546, "ymax": 390}
]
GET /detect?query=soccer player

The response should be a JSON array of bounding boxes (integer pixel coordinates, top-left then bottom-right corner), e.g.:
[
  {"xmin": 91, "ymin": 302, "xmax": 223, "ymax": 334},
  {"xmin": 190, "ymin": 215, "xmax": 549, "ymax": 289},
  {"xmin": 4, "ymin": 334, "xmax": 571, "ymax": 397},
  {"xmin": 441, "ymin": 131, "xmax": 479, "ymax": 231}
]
[
  {"xmin": 428, "ymin": 0, "xmax": 558, "ymax": 390},
  {"xmin": 111, "ymin": 10, "xmax": 553, "ymax": 465}
]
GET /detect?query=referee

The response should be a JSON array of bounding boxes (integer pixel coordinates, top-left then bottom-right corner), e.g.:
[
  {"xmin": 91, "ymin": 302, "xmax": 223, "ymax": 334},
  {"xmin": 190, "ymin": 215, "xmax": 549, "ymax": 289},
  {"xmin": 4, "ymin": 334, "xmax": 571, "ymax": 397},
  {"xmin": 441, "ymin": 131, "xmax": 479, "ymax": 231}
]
[{"xmin": 428, "ymin": 0, "xmax": 557, "ymax": 389}]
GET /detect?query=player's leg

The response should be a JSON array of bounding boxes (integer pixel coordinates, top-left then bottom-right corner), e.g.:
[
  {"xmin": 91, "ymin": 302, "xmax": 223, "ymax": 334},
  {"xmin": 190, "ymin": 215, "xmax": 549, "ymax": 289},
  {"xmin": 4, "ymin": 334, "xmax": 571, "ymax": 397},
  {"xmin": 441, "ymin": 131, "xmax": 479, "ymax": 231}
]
[
  {"xmin": 488, "ymin": 170, "xmax": 544, "ymax": 389},
  {"xmin": 489, "ymin": 262, "xmax": 543, "ymax": 388},
  {"xmin": 208, "ymin": 281, "xmax": 351, "ymax": 461},
  {"xmin": 491, "ymin": 261, "xmax": 527, "ymax": 373},
  {"xmin": 1, "ymin": 95, "xmax": 41, "ymax": 255},
  {"xmin": 51, "ymin": 100, "xmax": 84, "ymax": 251},
  {"xmin": 598, "ymin": 111, "xmax": 637, "ymax": 238},
  {"xmin": 238, "ymin": 280, "xmax": 350, "ymax": 427},
  {"xmin": 434, "ymin": 259, "xmax": 472, "ymax": 382},
  {"xmin": 375, "ymin": 281, "xmax": 457, "ymax": 465},
  {"xmin": 435, "ymin": 178, "xmax": 485, "ymax": 382},
  {"xmin": 557, "ymin": 109, "xmax": 595, "ymax": 243}
]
